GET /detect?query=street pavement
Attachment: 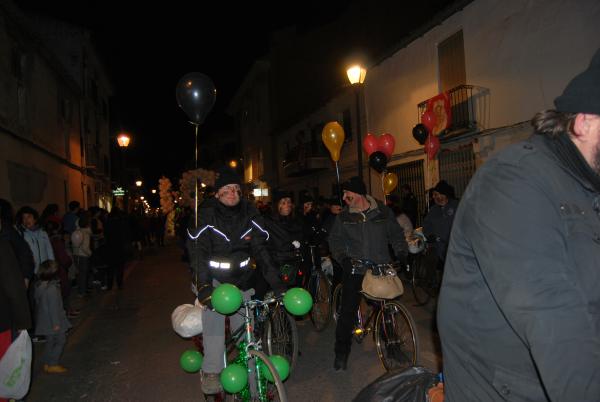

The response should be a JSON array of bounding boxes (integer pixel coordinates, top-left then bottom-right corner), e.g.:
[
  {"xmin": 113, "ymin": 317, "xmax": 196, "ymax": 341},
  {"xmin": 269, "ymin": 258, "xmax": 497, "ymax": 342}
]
[{"xmin": 25, "ymin": 244, "xmax": 441, "ymax": 402}]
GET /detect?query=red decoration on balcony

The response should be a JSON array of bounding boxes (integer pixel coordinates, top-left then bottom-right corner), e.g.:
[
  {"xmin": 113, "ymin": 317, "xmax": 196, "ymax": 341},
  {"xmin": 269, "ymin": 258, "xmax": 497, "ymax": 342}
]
[
  {"xmin": 377, "ymin": 133, "xmax": 396, "ymax": 159},
  {"xmin": 422, "ymin": 92, "xmax": 452, "ymax": 136},
  {"xmin": 425, "ymin": 133, "xmax": 440, "ymax": 160}
]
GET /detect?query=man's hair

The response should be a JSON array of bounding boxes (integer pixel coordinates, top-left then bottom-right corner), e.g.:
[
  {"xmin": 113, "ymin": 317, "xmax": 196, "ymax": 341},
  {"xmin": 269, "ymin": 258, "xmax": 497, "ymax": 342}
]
[
  {"xmin": 531, "ymin": 109, "xmax": 576, "ymax": 138},
  {"xmin": 16, "ymin": 206, "xmax": 39, "ymax": 224},
  {"xmin": 68, "ymin": 200, "xmax": 80, "ymax": 211}
]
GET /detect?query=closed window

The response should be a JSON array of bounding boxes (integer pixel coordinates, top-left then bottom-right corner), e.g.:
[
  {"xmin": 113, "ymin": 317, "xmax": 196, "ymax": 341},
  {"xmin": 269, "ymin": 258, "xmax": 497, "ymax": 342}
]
[{"xmin": 438, "ymin": 30, "xmax": 466, "ymax": 92}]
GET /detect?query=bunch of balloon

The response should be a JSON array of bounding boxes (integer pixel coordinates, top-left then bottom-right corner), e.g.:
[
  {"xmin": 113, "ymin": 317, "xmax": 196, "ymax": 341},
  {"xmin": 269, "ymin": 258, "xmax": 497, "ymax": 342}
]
[
  {"xmin": 321, "ymin": 122, "xmax": 345, "ymax": 206},
  {"xmin": 362, "ymin": 133, "xmax": 398, "ymax": 200},
  {"xmin": 175, "ymin": 72, "xmax": 217, "ymax": 229}
]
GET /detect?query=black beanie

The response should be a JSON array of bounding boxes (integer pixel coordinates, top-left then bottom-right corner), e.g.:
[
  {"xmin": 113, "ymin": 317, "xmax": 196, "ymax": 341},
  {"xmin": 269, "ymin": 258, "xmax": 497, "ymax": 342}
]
[
  {"xmin": 273, "ymin": 189, "xmax": 293, "ymax": 205},
  {"xmin": 433, "ymin": 180, "xmax": 454, "ymax": 198},
  {"xmin": 214, "ymin": 168, "xmax": 241, "ymax": 190},
  {"xmin": 341, "ymin": 176, "xmax": 367, "ymax": 195},
  {"xmin": 554, "ymin": 48, "xmax": 600, "ymax": 115},
  {"xmin": 298, "ymin": 191, "xmax": 314, "ymax": 205}
]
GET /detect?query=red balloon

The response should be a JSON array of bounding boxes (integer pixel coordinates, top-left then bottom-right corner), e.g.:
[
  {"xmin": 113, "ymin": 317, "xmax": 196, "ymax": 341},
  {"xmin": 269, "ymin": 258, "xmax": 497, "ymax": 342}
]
[
  {"xmin": 421, "ymin": 110, "xmax": 436, "ymax": 133},
  {"xmin": 377, "ymin": 133, "xmax": 395, "ymax": 159},
  {"xmin": 425, "ymin": 134, "xmax": 440, "ymax": 160},
  {"xmin": 362, "ymin": 133, "xmax": 378, "ymax": 157}
]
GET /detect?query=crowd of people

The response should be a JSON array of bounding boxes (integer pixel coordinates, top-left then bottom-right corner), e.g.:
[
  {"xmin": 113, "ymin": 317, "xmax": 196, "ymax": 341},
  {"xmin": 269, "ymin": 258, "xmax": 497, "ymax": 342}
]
[{"xmin": 0, "ymin": 197, "xmax": 166, "ymax": 397}]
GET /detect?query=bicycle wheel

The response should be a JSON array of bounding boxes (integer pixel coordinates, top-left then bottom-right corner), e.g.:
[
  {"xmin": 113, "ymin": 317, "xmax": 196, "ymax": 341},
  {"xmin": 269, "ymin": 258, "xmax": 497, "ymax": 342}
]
[
  {"xmin": 411, "ymin": 254, "xmax": 431, "ymax": 305},
  {"xmin": 374, "ymin": 300, "xmax": 419, "ymax": 371},
  {"xmin": 309, "ymin": 271, "xmax": 332, "ymax": 331},
  {"xmin": 263, "ymin": 305, "xmax": 299, "ymax": 371},
  {"xmin": 332, "ymin": 283, "xmax": 343, "ymax": 323},
  {"xmin": 224, "ymin": 349, "xmax": 288, "ymax": 402}
]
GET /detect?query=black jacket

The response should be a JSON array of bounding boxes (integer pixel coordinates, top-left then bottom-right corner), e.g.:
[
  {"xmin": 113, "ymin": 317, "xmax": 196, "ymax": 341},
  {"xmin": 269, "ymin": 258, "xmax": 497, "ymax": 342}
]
[
  {"xmin": 0, "ymin": 238, "xmax": 31, "ymax": 332},
  {"xmin": 188, "ymin": 198, "xmax": 284, "ymax": 299},
  {"xmin": 329, "ymin": 195, "xmax": 407, "ymax": 267},
  {"xmin": 264, "ymin": 213, "xmax": 303, "ymax": 264},
  {"xmin": 0, "ymin": 225, "xmax": 34, "ymax": 280}
]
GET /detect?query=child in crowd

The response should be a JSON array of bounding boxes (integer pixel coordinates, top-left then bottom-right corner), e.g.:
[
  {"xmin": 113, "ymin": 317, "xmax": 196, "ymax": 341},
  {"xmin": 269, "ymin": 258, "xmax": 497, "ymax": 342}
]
[{"xmin": 34, "ymin": 260, "xmax": 71, "ymax": 373}]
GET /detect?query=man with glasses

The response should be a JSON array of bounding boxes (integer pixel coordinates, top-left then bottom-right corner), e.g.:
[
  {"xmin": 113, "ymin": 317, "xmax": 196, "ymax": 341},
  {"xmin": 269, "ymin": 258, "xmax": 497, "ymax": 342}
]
[{"xmin": 187, "ymin": 167, "xmax": 285, "ymax": 395}]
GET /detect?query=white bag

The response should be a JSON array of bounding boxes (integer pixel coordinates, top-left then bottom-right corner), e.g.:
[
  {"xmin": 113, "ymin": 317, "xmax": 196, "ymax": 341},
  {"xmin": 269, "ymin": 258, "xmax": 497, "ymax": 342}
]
[
  {"xmin": 171, "ymin": 300, "xmax": 204, "ymax": 338},
  {"xmin": 0, "ymin": 331, "xmax": 32, "ymax": 399}
]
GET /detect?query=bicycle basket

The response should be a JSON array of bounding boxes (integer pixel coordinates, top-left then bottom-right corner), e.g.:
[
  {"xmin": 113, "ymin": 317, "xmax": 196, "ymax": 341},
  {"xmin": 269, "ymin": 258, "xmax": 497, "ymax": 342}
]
[{"xmin": 361, "ymin": 267, "xmax": 404, "ymax": 300}]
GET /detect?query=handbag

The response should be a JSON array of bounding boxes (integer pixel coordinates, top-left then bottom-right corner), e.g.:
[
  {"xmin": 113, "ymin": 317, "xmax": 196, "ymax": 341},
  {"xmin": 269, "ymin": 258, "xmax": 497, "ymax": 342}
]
[
  {"xmin": 361, "ymin": 267, "xmax": 404, "ymax": 300},
  {"xmin": 171, "ymin": 300, "xmax": 204, "ymax": 338},
  {"xmin": 0, "ymin": 330, "xmax": 32, "ymax": 400}
]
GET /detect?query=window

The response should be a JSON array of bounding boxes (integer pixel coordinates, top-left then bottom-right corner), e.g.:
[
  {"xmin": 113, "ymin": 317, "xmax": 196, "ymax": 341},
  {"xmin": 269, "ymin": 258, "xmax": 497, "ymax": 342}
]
[{"xmin": 438, "ymin": 30, "xmax": 466, "ymax": 92}]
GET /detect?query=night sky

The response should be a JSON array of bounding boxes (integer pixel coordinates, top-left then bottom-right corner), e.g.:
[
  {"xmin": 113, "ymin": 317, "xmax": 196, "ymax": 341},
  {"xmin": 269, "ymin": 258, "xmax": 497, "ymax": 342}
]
[{"xmin": 17, "ymin": 0, "xmax": 454, "ymax": 188}]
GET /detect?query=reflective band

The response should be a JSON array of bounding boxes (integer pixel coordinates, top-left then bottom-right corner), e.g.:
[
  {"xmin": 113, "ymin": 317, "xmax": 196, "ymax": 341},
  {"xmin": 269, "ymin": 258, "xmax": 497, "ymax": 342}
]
[
  {"xmin": 240, "ymin": 258, "xmax": 250, "ymax": 268},
  {"xmin": 187, "ymin": 225, "xmax": 230, "ymax": 242},
  {"xmin": 251, "ymin": 220, "xmax": 270, "ymax": 241},
  {"xmin": 240, "ymin": 228, "xmax": 252, "ymax": 239},
  {"xmin": 209, "ymin": 258, "xmax": 250, "ymax": 269}
]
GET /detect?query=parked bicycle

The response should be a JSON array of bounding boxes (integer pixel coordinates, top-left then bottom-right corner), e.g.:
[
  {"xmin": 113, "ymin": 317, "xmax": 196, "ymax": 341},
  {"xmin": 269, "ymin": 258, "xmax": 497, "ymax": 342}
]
[
  {"xmin": 406, "ymin": 229, "xmax": 443, "ymax": 305},
  {"xmin": 332, "ymin": 259, "xmax": 419, "ymax": 371},
  {"xmin": 305, "ymin": 243, "xmax": 333, "ymax": 331}
]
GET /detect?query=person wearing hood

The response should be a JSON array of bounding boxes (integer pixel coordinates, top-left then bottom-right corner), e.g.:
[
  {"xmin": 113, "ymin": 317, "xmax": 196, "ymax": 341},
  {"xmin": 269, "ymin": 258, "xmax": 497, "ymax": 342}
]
[
  {"xmin": 423, "ymin": 180, "xmax": 459, "ymax": 263},
  {"xmin": 187, "ymin": 167, "xmax": 285, "ymax": 395},
  {"xmin": 328, "ymin": 176, "xmax": 407, "ymax": 371}
]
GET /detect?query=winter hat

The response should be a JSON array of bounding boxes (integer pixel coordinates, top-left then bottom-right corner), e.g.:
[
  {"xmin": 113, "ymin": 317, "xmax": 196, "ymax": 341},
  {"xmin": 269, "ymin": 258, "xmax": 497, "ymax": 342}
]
[
  {"xmin": 273, "ymin": 189, "xmax": 293, "ymax": 205},
  {"xmin": 299, "ymin": 191, "xmax": 314, "ymax": 205},
  {"xmin": 432, "ymin": 180, "xmax": 454, "ymax": 198},
  {"xmin": 554, "ymin": 48, "xmax": 600, "ymax": 115},
  {"xmin": 341, "ymin": 176, "xmax": 367, "ymax": 195},
  {"xmin": 214, "ymin": 167, "xmax": 242, "ymax": 190}
]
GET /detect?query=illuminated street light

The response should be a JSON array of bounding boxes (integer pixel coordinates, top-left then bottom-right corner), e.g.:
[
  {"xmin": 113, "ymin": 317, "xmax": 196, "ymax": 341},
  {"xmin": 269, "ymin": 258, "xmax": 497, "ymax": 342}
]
[
  {"xmin": 151, "ymin": 189, "xmax": 157, "ymax": 194},
  {"xmin": 117, "ymin": 133, "xmax": 131, "ymax": 148},
  {"xmin": 140, "ymin": 196, "xmax": 145, "ymax": 200},
  {"xmin": 135, "ymin": 180, "xmax": 142, "ymax": 187},
  {"xmin": 229, "ymin": 159, "xmax": 238, "ymax": 169},
  {"xmin": 346, "ymin": 63, "xmax": 367, "ymax": 181}
]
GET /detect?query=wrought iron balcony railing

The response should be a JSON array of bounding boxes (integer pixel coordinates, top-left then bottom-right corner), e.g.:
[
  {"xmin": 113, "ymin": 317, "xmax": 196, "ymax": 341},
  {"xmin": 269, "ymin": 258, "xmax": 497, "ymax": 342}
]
[{"xmin": 282, "ymin": 140, "xmax": 330, "ymax": 178}]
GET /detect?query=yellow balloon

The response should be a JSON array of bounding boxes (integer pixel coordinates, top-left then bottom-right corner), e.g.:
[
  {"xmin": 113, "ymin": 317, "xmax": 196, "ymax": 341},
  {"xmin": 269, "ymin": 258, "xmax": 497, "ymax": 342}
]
[
  {"xmin": 321, "ymin": 122, "xmax": 345, "ymax": 162},
  {"xmin": 383, "ymin": 172, "xmax": 398, "ymax": 195}
]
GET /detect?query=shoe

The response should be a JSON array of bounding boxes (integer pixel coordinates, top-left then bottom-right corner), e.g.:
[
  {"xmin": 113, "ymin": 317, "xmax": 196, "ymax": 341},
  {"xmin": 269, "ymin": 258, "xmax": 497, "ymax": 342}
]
[
  {"xmin": 201, "ymin": 372, "xmax": 223, "ymax": 394},
  {"xmin": 333, "ymin": 354, "xmax": 348, "ymax": 371},
  {"xmin": 44, "ymin": 364, "xmax": 68, "ymax": 373}
]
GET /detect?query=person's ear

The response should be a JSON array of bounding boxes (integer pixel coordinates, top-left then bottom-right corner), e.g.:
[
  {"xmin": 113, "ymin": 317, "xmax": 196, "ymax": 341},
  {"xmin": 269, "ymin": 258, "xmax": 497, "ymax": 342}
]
[{"xmin": 573, "ymin": 113, "xmax": 592, "ymax": 140}]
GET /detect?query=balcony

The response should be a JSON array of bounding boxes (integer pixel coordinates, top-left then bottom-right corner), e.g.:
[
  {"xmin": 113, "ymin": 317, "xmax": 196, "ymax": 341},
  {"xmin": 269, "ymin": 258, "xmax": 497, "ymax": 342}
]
[
  {"xmin": 418, "ymin": 84, "xmax": 488, "ymax": 139},
  {"xmin": 282, "ymin": 141, "xmax": 330, "ymax": 178}
]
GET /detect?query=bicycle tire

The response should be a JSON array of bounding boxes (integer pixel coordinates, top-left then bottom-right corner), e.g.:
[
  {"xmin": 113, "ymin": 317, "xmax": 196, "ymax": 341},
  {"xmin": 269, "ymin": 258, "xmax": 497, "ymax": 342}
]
[
  {"xmin": 411, "ymin": 254, "xmax": 431, "ymax": 305},
  {"xmin": 263, "ymin": 305, "xmax": 299, "ymax": 371},
  {"xmin": 332, "ymin": 283, "xmax": 343, "ymax": 323},
  {"xmin": 225, "ymin": 349, "xmax": 288, "ymax": 402},
  {"xmin": 374, "ymin": 300, "xmax": 419, "ymax": 371},
  {"xmin": 309, "ymin": 271, "xmax": 332, "ymax": 331}
]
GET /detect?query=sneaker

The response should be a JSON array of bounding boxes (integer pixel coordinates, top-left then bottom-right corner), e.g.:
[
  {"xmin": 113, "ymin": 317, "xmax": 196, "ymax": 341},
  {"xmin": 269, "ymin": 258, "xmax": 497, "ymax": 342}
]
[
  {"xmin": 201, "ymin": 372, "xmax": 223, "ymax": 394},
  {"xmin": 333, "ymin": 354, "xmax": 348, "ymax": 371},
  {"xmin": 44, "ymin": 364, "xmax": 68, "ymax": 373}
]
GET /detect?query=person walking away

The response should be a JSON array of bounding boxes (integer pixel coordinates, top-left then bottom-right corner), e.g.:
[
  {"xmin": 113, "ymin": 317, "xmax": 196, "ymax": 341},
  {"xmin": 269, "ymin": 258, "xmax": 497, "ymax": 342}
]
[
  {"xmin": 438, "ymin": 48, "xmax": 600, "ymax": 401},
  {"xmin": 34, "ymin": 260, "xmax": 71, "ymax": 373},
  {"xmin": 72, "ymin": 212, "xmax": 92, "ymax": 297},
  {"xmin": 104, "ymin": 207, "xmax": 131, "ymax": 290},
  {"xmin": 328, "ymin": 176, "xmax": 408, "ymax": 371},
  {"xmin": 0, "ymin": 220, "xmax": 32, "ymax": 402}
]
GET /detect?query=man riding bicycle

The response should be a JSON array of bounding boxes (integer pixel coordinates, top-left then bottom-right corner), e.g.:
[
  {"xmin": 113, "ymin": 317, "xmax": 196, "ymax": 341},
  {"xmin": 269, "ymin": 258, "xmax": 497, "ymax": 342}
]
[
  {"xmin": 187, "ymin": 167, "xmax": 285, "ymax": 394},
  {"xmin": 328, "ymin": 176, "xmax": 408, "ymax": 371}
]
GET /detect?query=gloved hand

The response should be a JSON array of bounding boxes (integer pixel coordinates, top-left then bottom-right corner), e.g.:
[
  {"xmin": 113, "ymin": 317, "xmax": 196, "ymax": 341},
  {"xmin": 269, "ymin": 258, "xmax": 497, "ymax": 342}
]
[{"xmin": 196, "ymin": 284, "xmax": 214, "ymax": 310}]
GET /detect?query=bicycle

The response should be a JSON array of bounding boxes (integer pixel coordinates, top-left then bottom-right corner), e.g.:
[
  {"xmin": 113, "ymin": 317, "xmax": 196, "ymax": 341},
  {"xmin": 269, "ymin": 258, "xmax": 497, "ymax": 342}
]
[
  {"xmin": 332, "ymin": 259, "xmax": 419, "ymax": 371},
  {"xmin": 407, "ymin": 230, "xmax": 443, "ymax": 306},
  {"xmin": 202, "ymin": 294, "xmax": 290, "ymax": 402},
  {"xmin": 305, "ymin": 243, "xmax": 333, "ymax": 331}
]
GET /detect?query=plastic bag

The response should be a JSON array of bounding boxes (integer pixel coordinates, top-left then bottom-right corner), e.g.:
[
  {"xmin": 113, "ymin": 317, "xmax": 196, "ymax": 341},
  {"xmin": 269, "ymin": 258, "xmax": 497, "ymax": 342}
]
[
  {"xmin": 353, "ymin": 366, "xmax": 437, "ymax": 402},
  {"xmin": 171, "ymin": 300, "xmax": 204, "ymax": 338},
  {"xmin": 0, "ymin": 331, "xmax": 32, "ymax": 399}
]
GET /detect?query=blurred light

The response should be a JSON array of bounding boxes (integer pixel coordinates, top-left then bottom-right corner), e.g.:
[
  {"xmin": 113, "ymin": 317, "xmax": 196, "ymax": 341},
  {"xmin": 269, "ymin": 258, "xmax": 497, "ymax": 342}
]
[
  {"xmin": 229, "ymin": 160, "xmax": 238, "ymax": 169},
  {"xmin": 135, "ymin": 180, "xmax": 142, "ymax": 187},
  {"xmin": 201, "ymin": 183, "xmax": 206, "ymax": 188},
  {"xmin": 140, "ymin": 196, "xmax": 145, "ymax": 200},
  {"xmin": 346, "ymin": 65, "xmax": 367, "ymax": 84},
  {"xmin": 117, "ymin": 133, "xmax": 130, "ymax": 148},
  {"xmin": 151, "ymin": 189, "xmax": 157, "ymax": 194}
]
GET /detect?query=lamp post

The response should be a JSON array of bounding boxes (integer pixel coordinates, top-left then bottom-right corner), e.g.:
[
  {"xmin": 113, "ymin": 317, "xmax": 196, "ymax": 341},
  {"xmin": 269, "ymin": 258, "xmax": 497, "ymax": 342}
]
[
  {"xmin": 117, "ymin": 133, "xmax": 131, "ymax": 211},
  {"xmin": 346, "ymin": 64, "xmax": 367, "ymax": 181}
]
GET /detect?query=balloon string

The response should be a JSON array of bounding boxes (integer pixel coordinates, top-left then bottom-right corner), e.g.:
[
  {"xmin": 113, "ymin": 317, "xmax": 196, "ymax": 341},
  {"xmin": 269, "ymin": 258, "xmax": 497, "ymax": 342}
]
[
  {"xmin": 335, "ymin": 162, "xmax": 343, "ymax": 206},
  {"xmin": 194, "ymin": 123, "xmax": 199, "ymax": 229}
]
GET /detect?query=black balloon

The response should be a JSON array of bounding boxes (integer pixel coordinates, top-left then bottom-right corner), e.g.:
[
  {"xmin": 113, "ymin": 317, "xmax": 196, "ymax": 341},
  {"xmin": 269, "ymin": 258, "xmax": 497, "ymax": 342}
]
[
  {"xmin": 176, "ymin": 72, "xmax": 216, "ymax": 124},
  {"xmin": 412, "ymin": 124, "xmax": 428, "ymax": 145},
  {"xmin": 369, "ymin": 151, "xmax": 388, "ymax": 173}
]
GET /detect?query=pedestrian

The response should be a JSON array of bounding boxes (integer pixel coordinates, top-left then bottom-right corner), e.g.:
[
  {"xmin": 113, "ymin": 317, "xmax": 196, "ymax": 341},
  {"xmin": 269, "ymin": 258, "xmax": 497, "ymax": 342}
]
[
  {"xmin": 328, "ymin": 176, "xmax": 407, "ymax": 371},
  {"xmin": 34, "ymin": 260, "xmax": 71, "ymax": 374},
  {"xmin": 72, "ymin": 212, "xmax": 92, "ymax": 296},
  {"xmin": 62, "ymin": 201, "xmax": 80, "ymax": 236},
  {"xmin": 104, "ymin": 207, "xmax": 131, "ymax": 290},
  {"xmin": 16, "ymin": 206, "xmax": 55, "ymax": 276},
  {"xmin": 438, "ymin": 48, "xmax": 600, "ymax": 401},
  {"xmin": 422, "ymin": 180, "xmax": 458, "ymax": 264},
  {"xmin": 0, "ymin": 199, "xmax": 34, "ymax": 285}
]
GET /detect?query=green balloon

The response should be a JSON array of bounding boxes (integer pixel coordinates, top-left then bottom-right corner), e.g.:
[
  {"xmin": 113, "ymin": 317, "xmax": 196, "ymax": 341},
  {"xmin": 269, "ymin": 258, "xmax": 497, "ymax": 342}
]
[
  {"xmin": 220, "ymin": 364, "xmax": 248, "ymax": 394},
  {"xmin": 283, "ymin": 287, "xmax": 313, "ymax": 316},
  {"xmin": 180, "ymin": 349, "xmax": 203, "ymax": 373},
  {"xmin": 262, "ymin": 355, "xmax": 290, "ymax": 382},
  {"xmin": 212, "ymin": 283, "xmax": 243, "ymax": 314}
]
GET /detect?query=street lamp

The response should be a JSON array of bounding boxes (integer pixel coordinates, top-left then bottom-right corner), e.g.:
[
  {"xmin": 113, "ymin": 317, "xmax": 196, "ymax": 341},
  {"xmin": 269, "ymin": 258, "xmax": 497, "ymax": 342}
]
[
  {"xmin": 117, "ymin": 133, "xmax": 131, "ymax": 211},
  {"xmin": 346, "ymin": 64, "xmax": 367, "ymax": 181},
  {"xmin": 117, "ymin": 133, "xmax": 131, "ymax": 148},
  {"xmin": 151, "ymin": 189, "xmax": 157, "ymax": 194},
  {"xmin": 135, "ymin": 180, "xmax": 142, "ymax": 187}
]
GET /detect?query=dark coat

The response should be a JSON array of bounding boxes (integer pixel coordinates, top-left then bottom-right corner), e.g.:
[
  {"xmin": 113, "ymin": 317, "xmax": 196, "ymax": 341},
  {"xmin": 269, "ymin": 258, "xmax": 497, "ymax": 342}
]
[
  {"xmin": 187, "ymin": 198, "xmax": 285, "ymax": 299},
  {"xmin": 438, "ymin": 133, "xmax": 600, "ymax": 401},
  {"xmin": 264, "ymin": 213, "xmax": 303, "ymax": 264},
  {"xmin": 0, "ymin": 225, "xmax": 34, "ymax": 280},
  {"xmin": 423, "ymin": 198, "xmax": 459, "ymax": 260},
  {"xmin": 104, "ymin": 210, "xmax": 132, "ymax": 264},
  {"xmin": 34, "ymin": 280, "xmax": 71, "ymax": 336},
  {"xmin": 328, "ymin": 195, "xmax": 407, "ymax": 266},
  {"xmin": 0, "ymin": 238, "xmax": 31, "ymax": 332}
]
